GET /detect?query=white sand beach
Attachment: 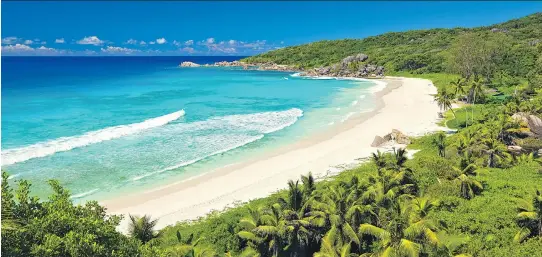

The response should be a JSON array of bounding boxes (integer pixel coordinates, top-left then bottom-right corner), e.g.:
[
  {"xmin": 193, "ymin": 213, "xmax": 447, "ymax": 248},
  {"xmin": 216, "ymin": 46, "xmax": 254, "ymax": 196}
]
[{"xmin": 104, "ymin": 77, "xmax": 443, "ymax": 232}]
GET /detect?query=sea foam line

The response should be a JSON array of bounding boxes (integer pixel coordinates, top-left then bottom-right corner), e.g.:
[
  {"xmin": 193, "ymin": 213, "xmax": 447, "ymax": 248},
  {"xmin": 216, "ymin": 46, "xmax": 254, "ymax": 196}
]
[
  {"xmin": 131, "ymin": 108, "xmax": 304, "ymax": 182},
  {"xmin": 2, "ymin": 110, "xmax": 186, "ymax": 166},
  {"xmin": 290, "ymin": 73, "xmax": 387, "ymax": 94},
  {"xmin": 131, "ymin": 135, "xmax": 265, "ymax": 182}
]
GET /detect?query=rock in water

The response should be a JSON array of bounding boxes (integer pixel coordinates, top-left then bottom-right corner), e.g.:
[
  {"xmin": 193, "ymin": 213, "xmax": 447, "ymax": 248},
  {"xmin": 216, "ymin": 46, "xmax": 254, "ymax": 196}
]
[
  {"xmin": 371, "ymin": 136, "xmax": 387, "ymax": 147},
  {"xmin": 180, "ymin": 61, "xmax": 200, "ymax": 67}
]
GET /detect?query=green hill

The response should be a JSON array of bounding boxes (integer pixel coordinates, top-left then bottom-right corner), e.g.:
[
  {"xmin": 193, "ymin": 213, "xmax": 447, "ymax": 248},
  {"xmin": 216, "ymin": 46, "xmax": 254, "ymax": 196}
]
[{"xmin": 243, "ymin": 13, "xmax": 542, "ymax": 77}]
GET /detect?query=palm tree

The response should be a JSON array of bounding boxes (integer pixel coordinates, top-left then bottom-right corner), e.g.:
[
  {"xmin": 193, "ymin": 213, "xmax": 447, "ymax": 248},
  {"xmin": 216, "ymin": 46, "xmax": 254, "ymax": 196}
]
[
  {"xmin": 167, "ymin": 232, "xmax": 214, "ymax": 257},
  {"xmin": 435, "ymin": 87, "xmax": 456, "ymax": 118},
  {"xmin": 481, "ymin": 138, "xmax": 508, "ymax": 168},
  {"xmin": 238, "ymin": 206, "xmax": 278, "ymax": 256},
  {"xmin": 450, "ymin": 78, "xmax": 467, "ymax": 101},
  {"xmin": 452, "ymin": 165, "xmax": 483, "ymax": 200},
  {"xmin": 433, "ymin": 132, "xmax": 447, "ymax": 157},
  {"xmin": 514, "ymin": 189, "xmax": 542, "ymax": 243},
  {"xmin": 450, "ymin": 78, "xmax": 470, "ymax": 128},
  {"xmin": 128, "ymin": 214, "xmax": 161, "ymax": 243},
  {"xmin": 468, "ymin": 78, "xmax": 485, "ymax": 124},
  {"xmin": 454, "ymin": 135, "xmax": 471, "ymax": 156},
  {"xmin": 392, "ymin": 148, "xmax": 408, "ymax": 170},
  {"xmin": 371, "ymin": 150, "xmax": 387, "ymax": 173},
  {"xmin": 310, "ymin": 186, "xmax": 370, "ymax": 253},
  {"xmin": 359, "ymin": 197, "xmax": 440, "ymax": 257},
  {"xmin": 301, "ymin": 172, "xmax": 316, "ymax": 200}
]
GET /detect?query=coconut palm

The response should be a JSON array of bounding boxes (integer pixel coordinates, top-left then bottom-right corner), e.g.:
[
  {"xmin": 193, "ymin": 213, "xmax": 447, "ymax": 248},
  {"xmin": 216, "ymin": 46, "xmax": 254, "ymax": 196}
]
[
  {"xmin": 358, "ymin": 197, "xmax": 440, "ymax": 257},
  {"xmin": 238, "ymin": 206, "xmax": 279, "ymax": 256},
  {"xmin": 481, "ymin": 138, "xmax": 508, "ymax": 168},
  {"xmin": 435, "ymin": 87, "xmax": 456, "ymax": 118},
  {"xmin": 433, "ymin": 132, "xmax": 447, "ymax": 157},
  {"xmin": 301, "ymin": 172, "xmax": 316, "ymax": 199},
  {"xmin": 468, "ymin": 78, "xmax": 485, "ymax": 125},
  {"xmin": 454, "ymin": 135, "xmax": 471, "ymax": 156},
  {"xmin": 514, "ymin": 189, "xmax": 542, "ymax": 243},
  {"xmin": 310, "ymin": 186, "xmax": 372, "ymax": 252},
  {"xmin": 452, "ymin": 164, "xmax": 483, "ymax": 200},
  {"xmin": 450, "ymin": 78, "xmax": 467, "ymax": 101},
  {"xmin": 392, "ymin": 148, "xmax": 409, "ymax": 170},
  {"xmin": 371, "ymin": 150, "xmax": 387, "ymax": 173},
  {"xmin": 128, "ymin": 214, "xmax": 161, "ymax": 243},
  {"xmin": 167, "ymin": 232, "xmax": 214, "ymax": 257}
]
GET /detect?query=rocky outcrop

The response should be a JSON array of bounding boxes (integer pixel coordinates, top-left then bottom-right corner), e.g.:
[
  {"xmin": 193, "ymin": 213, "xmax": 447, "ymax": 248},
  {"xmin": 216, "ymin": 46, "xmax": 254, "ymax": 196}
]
[
  {"xmin": 300, "ymin": 53, "xmax": 384, "ymax": 78},
  {"xmin": 391, "ymin": 129, "xmax": 411, "ymax": 145},
  {"xmin": 178, "ymin": 53, "xmax": 384, "ymax": 78},
  {"xmin": 371, "ymin": 129, "xmax": 411, "ymax": 147},
  {"xmin": 507, "ymin": 145, "xmax": 523, "ymax": 154},
  {"xmin": 512, "ymin": 112, "xmax": 542, "ymax": 137},
  {"xmin": 179, "ymin": 61, "xmax": 200, "ymax": 67},
  {"xmin": 371, "ymin": 136, "xmax": 387, "ymax": 147}
]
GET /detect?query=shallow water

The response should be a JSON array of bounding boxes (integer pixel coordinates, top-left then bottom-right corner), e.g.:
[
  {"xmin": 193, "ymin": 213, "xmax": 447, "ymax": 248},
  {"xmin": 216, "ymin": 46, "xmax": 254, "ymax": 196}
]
[{"xmin": 1, "ymin": 56, "xmax": 378, "ymax": 201}]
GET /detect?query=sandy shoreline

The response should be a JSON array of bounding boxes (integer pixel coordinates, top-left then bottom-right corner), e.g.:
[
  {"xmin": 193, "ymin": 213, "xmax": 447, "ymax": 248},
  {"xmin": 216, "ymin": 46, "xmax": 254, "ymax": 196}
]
[{"xmin": 104, "ymin": 76, "xmax": 442, "ymax": 232}]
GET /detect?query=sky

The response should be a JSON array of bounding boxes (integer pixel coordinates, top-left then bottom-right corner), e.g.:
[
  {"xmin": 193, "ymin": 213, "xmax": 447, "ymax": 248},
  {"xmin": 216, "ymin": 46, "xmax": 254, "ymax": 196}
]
[{"xmin": 2, "ymin": 1, "xmax": 542, "ymax": 56}]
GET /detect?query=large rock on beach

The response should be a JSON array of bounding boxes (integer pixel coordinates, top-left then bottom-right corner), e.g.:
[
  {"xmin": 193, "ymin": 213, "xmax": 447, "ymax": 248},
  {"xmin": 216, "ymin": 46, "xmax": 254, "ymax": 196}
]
[
  {"xmin": 180, "ymin": 61, "xmax": 200, "ymax": 67},
  {"xmin": 371, "ymin": 136, "xmax": 387, "ymax": 147},
  {"xmin": 391, "ymin": 129, "xmax": 411, "ymax": 144}
]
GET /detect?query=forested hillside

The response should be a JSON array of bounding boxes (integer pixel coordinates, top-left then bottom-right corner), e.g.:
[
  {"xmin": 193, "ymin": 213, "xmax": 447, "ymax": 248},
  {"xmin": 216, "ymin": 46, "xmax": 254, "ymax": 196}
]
[{"xmin": 243, "ymin": 13, "xmax": 541, "ymax": 77}]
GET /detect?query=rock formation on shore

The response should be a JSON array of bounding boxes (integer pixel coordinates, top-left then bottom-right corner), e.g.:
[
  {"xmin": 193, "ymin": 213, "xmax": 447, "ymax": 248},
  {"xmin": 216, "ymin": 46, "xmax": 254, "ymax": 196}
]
[
  {"xmin": 178, "ymin": 53, "xmax": 384, "ymax": 78},
  {"xmin": 371, "ymin": 129, "xmax": 411, "ymax": 147},
  {"xmin": 301, "ymin": 53, "xmax": 385, "ymax": 78},
  {"xmin": 179, "ymin": 61, "xmax": 200, "ymax": 67}
]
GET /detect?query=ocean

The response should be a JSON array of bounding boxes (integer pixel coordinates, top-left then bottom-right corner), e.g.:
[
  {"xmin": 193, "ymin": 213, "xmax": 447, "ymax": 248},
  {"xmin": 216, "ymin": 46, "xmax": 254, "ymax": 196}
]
[{"xmin": 1, "ymin": 56, "xmax": 379, "ymax": 201}]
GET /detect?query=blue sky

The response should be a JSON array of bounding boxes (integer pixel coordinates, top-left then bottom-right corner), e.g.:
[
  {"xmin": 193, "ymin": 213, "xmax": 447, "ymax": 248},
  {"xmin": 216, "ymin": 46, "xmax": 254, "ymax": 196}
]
[{"xmin": 2, "ymin": 1, "xmax": 542, "ymax": 56}]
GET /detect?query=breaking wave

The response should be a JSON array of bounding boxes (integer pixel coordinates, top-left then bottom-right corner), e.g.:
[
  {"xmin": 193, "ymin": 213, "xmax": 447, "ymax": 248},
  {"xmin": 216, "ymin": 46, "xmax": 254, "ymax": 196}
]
[{"xmin": 2, "ymin": 110, "xmax": 186, "ymax": 166}]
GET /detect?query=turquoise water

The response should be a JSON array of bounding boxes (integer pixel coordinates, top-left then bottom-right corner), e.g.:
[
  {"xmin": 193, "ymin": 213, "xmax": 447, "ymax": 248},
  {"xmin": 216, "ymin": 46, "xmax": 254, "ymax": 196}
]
[{"xmin": 1, "ymin": 57, "xmax": 378, "ymax": 201}]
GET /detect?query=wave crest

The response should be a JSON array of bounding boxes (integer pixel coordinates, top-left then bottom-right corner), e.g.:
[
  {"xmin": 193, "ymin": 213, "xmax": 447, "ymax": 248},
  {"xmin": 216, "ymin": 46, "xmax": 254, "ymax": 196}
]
[{"xmin": 2, "ymin": 110, "xmax": 185, "ymax": 166}]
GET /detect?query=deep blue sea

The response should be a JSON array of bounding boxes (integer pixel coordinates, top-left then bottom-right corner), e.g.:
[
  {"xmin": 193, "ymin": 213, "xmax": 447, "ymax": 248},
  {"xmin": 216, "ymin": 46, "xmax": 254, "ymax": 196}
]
[{"xmin": 1, "ymin": 56, "xmax": 378, "ymax": 201}]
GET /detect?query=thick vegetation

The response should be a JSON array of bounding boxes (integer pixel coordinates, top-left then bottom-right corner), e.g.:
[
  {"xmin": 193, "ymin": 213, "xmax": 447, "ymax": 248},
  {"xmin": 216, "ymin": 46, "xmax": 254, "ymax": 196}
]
[
  {"xmin": 3, "ymin": 12, "xmax": 542, "ymax": 257},
  {"xmin": 243, "ymin": 13, "xmax": 542, "ymax": 78}
]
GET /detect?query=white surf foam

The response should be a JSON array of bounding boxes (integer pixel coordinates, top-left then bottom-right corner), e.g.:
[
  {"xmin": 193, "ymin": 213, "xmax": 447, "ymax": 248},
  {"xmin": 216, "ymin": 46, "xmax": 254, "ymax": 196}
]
[
  {"xmin": 351, "ymin": 100, "xmax": 359, "ymax": 106},
  {"xmin": 70, "ymin": 188, "xmax": 100, "ymax": 199},
  {"xmin": 341, "ymin": 112, "xmax": 356, "ymax": 123},
  {"xmin": 129, "ymin": 108, "xmax": 303, "ymax": 182},
  {"xmin": 359, "ymin": 95, "xmax": 366, "ymax": 99},
  {"xmin": 131, "ymin": 135, "xmax": 265, "ymax": 181},
  {"xmin": 2, "ymin": 110, "xmax": 186, "ymax": 166}
]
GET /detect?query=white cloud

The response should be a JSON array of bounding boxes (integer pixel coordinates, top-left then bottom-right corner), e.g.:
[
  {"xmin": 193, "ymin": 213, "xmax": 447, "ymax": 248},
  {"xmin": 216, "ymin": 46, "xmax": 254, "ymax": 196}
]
[
  {"xmin": 55, "ymin": 38, "xmax": 65, "ymax": 44},
  {"xmin": 140, "ymin": 41, "xmax": 147, "ymax": 45},
  {"xmin": 125, "ymin": 39, "xmax": 138, "ymax": 45},
  {"xmin": 185, "ymin": 40, "xmax": 194, "ymax": 46},
  {"xmin": 100, "ymin": 46, "xmax": 140, "ymax": 54},
  {"xmin": 40, "ymin": 41, "xmax": 47, "ymax": 45},
  {"xmin": 228, "ymin": 40, "xmax": 237, "ymax": 46},
  {"xmin": 23, "ymin": 40, "xmax": 33, "ymax": 45},
  {"xmin": 149, "ymin": 41, "xmax": 156, "ymax": 45},
  {"xmin": 173, "ymin": 40, "xmax": 182, "ymax": 46},
  {"xmin": 2, "ymin": 44, "xmax": 65, "ymax": 55},
  {"xmin": 206, "ymin": 38, "xmax": 215, "ymax": 44},
  {"xmin": 77, "ymin": 36, "xmax": 104, "ymax": 46},
  {"xmin": 156, "ymin": 38, "xmax": 167, "ymax": 44},
  {"xmin": 2, "ymin": 37, "xmax": 19, "ymax": 44},
  {"xmin": 181, "ymin": 47, "xmax": 195, "ymax": 54},
  {"xmin": 2, "ymin": 44, "xmax": 33, "ymax": 52}
]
